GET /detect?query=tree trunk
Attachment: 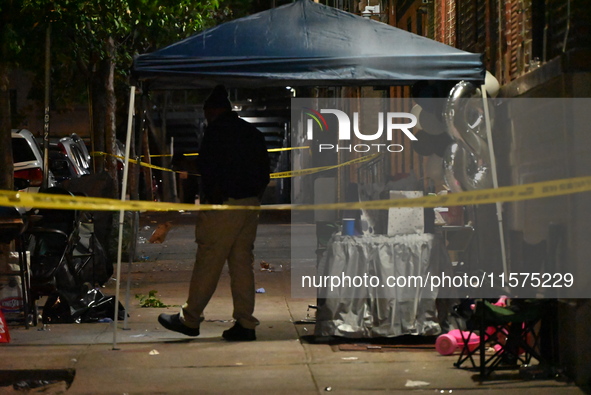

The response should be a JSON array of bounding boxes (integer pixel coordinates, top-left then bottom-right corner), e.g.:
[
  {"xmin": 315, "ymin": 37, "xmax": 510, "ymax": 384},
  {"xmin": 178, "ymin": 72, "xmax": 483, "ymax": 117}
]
[
  {"xmin": 90, "ymin": 37, "xmax": 118, "ymax": 199},
  {"xmin": 0, "ymin": 3, "xmax": 11, "ymax": 192},
  {"xmin": 140, "ymin": 115, "xmax": 153, "ymax": 201},
  {"xmin": 104, "ymin": 37, "xmax": 118, "ymax": 198},
  {"xmin": 0, "ymin": 47, "xmax": 13, "ymax": 191},
  {"xmin": 91, "ymin": 68, "xmax": 106, "ymax": 176},
  {"xmin": 0, "ymin": 59, "xmax": 12, "ymax": 273},
  {"xmin": 0, "ymin": 18, "xmax": 14, "ymax": 272},
  {"xmin": 128, "ymin": 96, "xmax": 143, "ymax": 202}
]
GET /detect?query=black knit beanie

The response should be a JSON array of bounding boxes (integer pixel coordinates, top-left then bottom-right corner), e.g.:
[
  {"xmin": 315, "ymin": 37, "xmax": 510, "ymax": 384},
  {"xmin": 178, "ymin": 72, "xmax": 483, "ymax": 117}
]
[{"xmin": 203, "ymin": 85, "xmax": 232, "ymax": 110}]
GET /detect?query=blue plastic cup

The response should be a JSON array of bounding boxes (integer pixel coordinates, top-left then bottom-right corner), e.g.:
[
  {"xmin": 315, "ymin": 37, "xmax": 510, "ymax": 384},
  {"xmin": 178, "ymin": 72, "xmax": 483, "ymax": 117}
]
[{"xmin": 342, "ymin": 218, "xmax": 356, "ymax": 236}]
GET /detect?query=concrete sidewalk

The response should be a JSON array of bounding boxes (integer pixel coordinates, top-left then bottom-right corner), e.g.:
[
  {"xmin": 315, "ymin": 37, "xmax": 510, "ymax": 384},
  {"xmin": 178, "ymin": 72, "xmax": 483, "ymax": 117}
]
[{"xmin": 0, "ymin": 211, "xmax": 585, "ymax": 394}]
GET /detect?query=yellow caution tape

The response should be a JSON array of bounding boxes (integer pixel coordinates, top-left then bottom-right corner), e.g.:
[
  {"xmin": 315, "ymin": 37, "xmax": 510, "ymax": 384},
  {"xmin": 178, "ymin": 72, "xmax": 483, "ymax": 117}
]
[
  {"xmin": 270, "ymin": 153, "xmax": 380, "ymax": 179},
  {"xmin": 92, "ymin": 149, "xmax": 374, "ymax": 179},
  {"xmin": 93, "ymin": 146, "xmax": 309, "ymax": 159},
  {"xmin": 183, "ymin": 147, "xmax": 310, "ymax": 156},
  {"xmin": 268, "ymin": 146, "xmax": 310, "ymax": 153},
  {"xmin": 92, "ymin": 152, "xmax": 192, "ymax": 175},
  {"xmin": 1, "ymin": 176, "xmax": 590, "ymax": 212}
]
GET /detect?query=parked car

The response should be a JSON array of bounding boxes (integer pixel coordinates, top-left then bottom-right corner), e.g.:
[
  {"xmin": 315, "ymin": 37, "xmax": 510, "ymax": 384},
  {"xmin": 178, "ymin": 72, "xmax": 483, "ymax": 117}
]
[
  {"xmin": 46, "ymin": 135, "xmax": 92, "ymax": 184},
  {"xmin": 70, "ymin": 133, "xmax": 91, "ymax": 161},
  {"xmin": 11, "ymin": 129, "xmax": 56, "ymax": 193},
  {"xmin": 60, "ymin": 134, "xmax": 91, "ymax": 176}
]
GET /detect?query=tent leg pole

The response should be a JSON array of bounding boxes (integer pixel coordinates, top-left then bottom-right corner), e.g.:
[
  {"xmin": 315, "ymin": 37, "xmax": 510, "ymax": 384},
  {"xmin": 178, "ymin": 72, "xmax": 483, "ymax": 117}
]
[
  {"xmin": 113, "ymin": 85, "xmax": 136, "ymax": 350},
  {"xmin": 481, "ymin": 86, "xmax": 509, "ymax": 290},
  {"xmin": 123, "ymin": 245, "xmax": 133, "ymax": 330}
]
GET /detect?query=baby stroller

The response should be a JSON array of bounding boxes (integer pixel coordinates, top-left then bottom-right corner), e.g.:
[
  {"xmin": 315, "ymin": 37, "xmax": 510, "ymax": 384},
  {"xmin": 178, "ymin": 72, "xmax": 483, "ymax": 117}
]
[{"xmin": 26, "ymin": 187, "xmax": 112, "ymax": 322}]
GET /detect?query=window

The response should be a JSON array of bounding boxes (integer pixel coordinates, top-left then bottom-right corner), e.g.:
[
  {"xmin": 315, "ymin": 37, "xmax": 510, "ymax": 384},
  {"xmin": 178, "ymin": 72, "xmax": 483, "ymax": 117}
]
[{"xmin": 12, "ymin": 138, "xmax": 37, "ymax": 163}]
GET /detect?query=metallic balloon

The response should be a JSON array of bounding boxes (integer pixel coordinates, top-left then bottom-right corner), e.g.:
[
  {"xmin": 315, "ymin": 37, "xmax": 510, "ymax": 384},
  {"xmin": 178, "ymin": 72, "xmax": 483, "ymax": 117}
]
[{"xmin": 442, "ymin": 81, "xmax": 494, "ymax": 192}]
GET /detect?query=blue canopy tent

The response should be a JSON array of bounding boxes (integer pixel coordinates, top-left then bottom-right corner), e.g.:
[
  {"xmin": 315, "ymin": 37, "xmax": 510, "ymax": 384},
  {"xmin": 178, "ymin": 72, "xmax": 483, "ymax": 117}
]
[
  {"xmin": 113, "ymin": 0, "xmax": 492, "ymax": 348},
  {"xmin": 131, "ymin": 0, "xmax": 484, "ymax": 89}
]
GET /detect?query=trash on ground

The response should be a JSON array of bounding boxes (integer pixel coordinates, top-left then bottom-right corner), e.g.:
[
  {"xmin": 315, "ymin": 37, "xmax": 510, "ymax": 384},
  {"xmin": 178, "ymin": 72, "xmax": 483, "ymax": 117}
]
[
  {"xmin": 256, "ymin": 288, "xmax": 266, "ymax": 293},
  {"xmin": 294, "ymin": 319, "xmax": 316, "ymax": 324},
  {"xmin": 149, "ymin": 221, "xmax": 173, "ymax": 243},
  {"xmin": 259, "ymin": 260, "xmax": 274, "ymax": 272},
  {"xmin": 149, "ymin": 349, "xmax": 159, "ymax": 355},
  {"xmin": 42, "ymin": 288, "xmax": 127, "ymax": 324},
  {"xmin": 341, "ymin": 357, "xmax": 358, "ymax": 360},
  {"xmin": 405, "ymin": 380, "xmax": 430, "ymax": 387}
]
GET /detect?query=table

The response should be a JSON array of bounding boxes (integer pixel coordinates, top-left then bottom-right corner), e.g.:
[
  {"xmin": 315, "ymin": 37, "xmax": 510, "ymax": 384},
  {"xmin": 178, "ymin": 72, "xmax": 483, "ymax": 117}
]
[{"xmin": 314, "ymin": 233, "xmax": 452, "ymax": 338}]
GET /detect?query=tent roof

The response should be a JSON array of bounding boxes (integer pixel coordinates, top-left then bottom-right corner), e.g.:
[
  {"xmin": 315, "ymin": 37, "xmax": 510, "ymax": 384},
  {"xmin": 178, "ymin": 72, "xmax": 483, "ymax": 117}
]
[{"xmin": 132, "ymin": 0, "xmax": 484, "ymax": 90}]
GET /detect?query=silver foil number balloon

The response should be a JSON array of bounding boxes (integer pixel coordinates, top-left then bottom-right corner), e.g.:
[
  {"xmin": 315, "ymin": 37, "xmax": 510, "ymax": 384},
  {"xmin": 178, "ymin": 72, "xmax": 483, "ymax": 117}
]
[{"xmin": 442, "ymin": 81, "xmax": 493, "ymax": 192}]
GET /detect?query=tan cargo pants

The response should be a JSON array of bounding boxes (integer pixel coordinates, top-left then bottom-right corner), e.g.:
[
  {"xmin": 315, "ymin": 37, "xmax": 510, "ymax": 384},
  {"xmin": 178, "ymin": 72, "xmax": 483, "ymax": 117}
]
[{"xmin": 180, "ymin": 196, "xmax": 260, "ymax": 330}]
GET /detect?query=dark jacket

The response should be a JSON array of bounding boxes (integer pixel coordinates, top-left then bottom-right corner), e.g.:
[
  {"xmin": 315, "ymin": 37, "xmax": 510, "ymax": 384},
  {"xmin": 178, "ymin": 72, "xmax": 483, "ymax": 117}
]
[{"xmin": 197, "ymin": 111, "xmax": 270, "ymax": 204}]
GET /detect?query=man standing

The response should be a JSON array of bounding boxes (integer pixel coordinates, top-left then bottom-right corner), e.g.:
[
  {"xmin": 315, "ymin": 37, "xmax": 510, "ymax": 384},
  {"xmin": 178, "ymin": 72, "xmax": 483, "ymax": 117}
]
[{"xmin": 158, "ymin": 85, "xmax": 270, "ymax": 341}]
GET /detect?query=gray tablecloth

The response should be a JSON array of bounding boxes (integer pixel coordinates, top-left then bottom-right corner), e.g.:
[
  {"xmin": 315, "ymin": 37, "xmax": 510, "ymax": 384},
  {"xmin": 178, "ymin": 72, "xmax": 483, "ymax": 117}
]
[{"xmin": 314, "ymin": 233, "xmax": 451, "ymax": 338}]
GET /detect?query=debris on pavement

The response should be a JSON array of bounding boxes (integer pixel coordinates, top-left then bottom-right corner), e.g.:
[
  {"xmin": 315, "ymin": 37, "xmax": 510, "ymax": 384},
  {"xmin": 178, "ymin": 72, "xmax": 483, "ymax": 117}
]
[
  {"xmin": 136, "ymin": 290, "xmax": 168, "ymax": 308},
  {"xmin": 256, "ymin": 288, "xmax": 266, "ymax": 293},
  {"xmin": 42, "ymin": 288, "xmax": 127, "ymax": 324},
  {"xmin": 259, "ymin": 260, "xmax": 274, "ymax": 271},
  {"xmin": 405, "ymin": 379, "xmax": 430, "ymax": 387},
  {"xmin": 149, "ymin": 221, "xmax": 173, "ymax": 243}
]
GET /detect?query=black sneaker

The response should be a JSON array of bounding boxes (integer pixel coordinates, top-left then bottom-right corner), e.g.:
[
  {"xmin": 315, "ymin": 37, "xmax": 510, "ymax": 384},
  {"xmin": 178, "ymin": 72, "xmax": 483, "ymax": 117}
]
[
  {"xmin": 222, "ymin": 322, "xmax": 256, "ymax": 341},
  {"xmin": 158, "ymin": 313, "xmax": 200, "ymax": 337}
]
